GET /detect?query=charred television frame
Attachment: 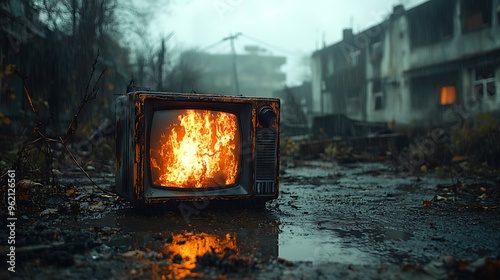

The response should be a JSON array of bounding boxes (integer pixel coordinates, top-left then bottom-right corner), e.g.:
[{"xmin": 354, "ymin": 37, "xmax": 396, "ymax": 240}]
[{"xmin": 115, "ymin": 91, "xmax": 280, "ymax": 206}]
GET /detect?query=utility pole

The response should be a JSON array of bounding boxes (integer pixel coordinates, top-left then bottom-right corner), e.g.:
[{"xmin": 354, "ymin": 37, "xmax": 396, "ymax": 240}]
[
  {"xmin": 158, "ymin": 38, "xmax": 165, "ymax": 90},
  {"xmin": 223, "ymin": 32, "xmax": 241, "ymax": 94},
  {"xmin": 157, "ymin": 32, "xmax": 174, "ymax": 90}
]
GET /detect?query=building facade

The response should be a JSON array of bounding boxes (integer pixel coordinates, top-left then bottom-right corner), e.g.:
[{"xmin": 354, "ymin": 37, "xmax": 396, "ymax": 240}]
[
  {"xmin": 312, "ymin": 0, "xmax": 500, "ymax": 127},
  {"xmin": 186, "ymin": 50, "xmax": 286, "ymax": 98},
  {"xmin": 0, "ymin": 0, "xmax": 45, "ymax": 121}
]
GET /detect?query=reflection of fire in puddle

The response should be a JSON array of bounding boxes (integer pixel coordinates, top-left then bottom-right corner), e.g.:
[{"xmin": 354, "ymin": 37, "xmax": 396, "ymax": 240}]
[{"xmin": 161, "ymin": 231, "xmax": 239, "ymax": 279}]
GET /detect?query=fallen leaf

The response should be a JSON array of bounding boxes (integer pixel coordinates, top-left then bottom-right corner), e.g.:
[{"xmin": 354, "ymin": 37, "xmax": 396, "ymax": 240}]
[
  {"xmin": 41, "ymin": 208, "xmax": 58, "ymax": 215},
  {"xmin": 436, "ymin": 195, "xmax": 448, "ymax": 201},
  {"xmin": 452, "ymin": 155, "xmax": 467, "ymax": 163},
  {"xmin": 122, "ymin": 250, "xmax": 146, "ymax": 258},
  {"xmin": 66, "ymin": 188, "xmax": 77, "ymax": 197},
  {"xmin": 423, "ymin": 200, "xmax": 433, "ymax": 207},
  {"xmin": 52, "ymin": 169, "xmax": 63, "ymax": 178},
  {"xmin": 89, "ymin": 201, "xmax": 105, "ymax": 211},
  {"xmin": 478, "ymin": 193, "xmax": 488, "ymax": 200},
  {"xmin": 17, "ymin": 180, "xmax": 42, "ymax": 188}
]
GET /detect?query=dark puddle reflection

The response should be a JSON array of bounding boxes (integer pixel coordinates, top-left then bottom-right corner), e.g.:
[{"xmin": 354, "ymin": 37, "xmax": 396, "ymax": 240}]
[
  {"xmin": 278, "ymin": 224, "xmax": 376, "ymax": 265},
  {"xmin": 80, "ymin": 208, "xmax": 279, "ymax": 278}
]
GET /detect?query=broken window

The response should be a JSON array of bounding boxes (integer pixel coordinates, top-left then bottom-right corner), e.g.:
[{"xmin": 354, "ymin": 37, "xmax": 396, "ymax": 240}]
[
  {"xmin": 473, "ymin": 66, "xmax": 496, "ymax": 100},
  {"xmin": 350, "ymin": 50, "xmax": 360, "ymax": 66},
  {"xmin": 439, "ymin": 86, "xmax": 457, "ymax": 105},
  {"xmin": 372, "ymin": 79, "xmax": 384, "ymax": 110},
  {"xmin": 462, "ymin": 0, "xmax": 493, "ymax": 32},
  {"xmin": 411, "ymin": 72, "xmax": 458, "ymax": 109},
  {"xmin": 327, "ymin": 55, "xmax": 334, "ymax": 75},
  {"xmin": 408, "ymin": 0, "xmax": 454, "ymax": 48},
  {"xmin": 370, "ymin": 41, "xmax": 382, "ymax": 63}
]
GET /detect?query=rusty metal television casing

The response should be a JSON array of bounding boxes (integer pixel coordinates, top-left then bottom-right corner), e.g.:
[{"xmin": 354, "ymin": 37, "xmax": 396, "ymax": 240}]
[{"xmin": 115, "ymin": 91, "xmax": 280, "ymax": 205}]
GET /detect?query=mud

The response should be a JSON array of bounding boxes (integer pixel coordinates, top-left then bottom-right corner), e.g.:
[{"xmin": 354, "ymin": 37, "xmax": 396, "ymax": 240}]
[{"xmin": 2, "ymin": 159, "xmax": 500, "ymax": 279}]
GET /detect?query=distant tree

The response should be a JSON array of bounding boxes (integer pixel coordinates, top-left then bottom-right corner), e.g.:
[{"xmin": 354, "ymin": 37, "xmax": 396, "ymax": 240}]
[
  {"xmin": 33, "ymin": 0, "xmax": 201, "ymax": 99},
  {"xmin": 166, "ymin": 49, "xmax": 204, "ymax": 93},
  {"xmin": 28, "ymin": 0, "xmax": 164, "ymax": 123}
]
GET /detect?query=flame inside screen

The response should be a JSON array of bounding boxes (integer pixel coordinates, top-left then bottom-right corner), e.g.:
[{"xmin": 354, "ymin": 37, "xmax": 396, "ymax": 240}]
[{"xmin": 150, "ymin": 109, "xmax": 241, "ymax": 188}]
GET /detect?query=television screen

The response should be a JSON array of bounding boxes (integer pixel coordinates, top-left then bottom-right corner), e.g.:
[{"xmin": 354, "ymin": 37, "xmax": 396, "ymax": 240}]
[{"xmin": 149, "ymin": 109, "xmax": 241, "ymax": 189}]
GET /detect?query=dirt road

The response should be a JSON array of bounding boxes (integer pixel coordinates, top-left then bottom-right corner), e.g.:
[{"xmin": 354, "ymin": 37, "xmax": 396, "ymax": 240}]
[{"xmin": 2, "ymin": 160, "xmax": 499, "ymax": 279}]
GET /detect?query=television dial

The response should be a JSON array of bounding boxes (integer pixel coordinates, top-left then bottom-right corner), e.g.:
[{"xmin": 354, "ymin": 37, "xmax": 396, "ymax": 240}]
[{"xmin": 258, "ymin": 106, "xmax": 276, "ymax": 127}]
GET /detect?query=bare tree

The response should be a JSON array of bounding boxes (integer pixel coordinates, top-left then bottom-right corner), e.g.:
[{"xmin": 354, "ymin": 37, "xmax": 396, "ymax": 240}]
[
  {"xmin": 163, "ymin": 49, "xmax": 205, "ymax": 93},
  {"xmin": 29, "ymin": 0, "xmax": 166, "ymax": 122}
]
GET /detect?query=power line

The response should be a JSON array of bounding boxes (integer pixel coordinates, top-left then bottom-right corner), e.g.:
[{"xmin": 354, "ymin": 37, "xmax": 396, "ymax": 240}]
[
  {"xmin": 201, "ymin": 39, "xmax": 225, "ymax": 51},
  {"xmin": 218, "ymin": 43, "xmax": 231, "ymax": 53},
  {"xmin": 240, "ymin": 33, "xmax": 304, "ymax": 57}
]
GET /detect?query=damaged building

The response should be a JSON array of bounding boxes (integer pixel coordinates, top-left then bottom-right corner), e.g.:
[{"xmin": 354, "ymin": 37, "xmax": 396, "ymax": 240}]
[
  {"xmin": 0, "ymin": 0, "xmax": 45, "ymax": 123},
  {"xmin": 311, "ymin": 0, "xmax": 500, "ymax": 128},
  {"xmin": 181, "ymin": 48, "xmax": 286, "ymax": 98}
]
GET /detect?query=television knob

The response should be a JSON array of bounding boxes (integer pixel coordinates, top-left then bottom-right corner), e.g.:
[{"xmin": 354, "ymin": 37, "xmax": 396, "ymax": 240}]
[{"xmin": 258, "ymin": 106, "xmax": 276, "ymax": 127}]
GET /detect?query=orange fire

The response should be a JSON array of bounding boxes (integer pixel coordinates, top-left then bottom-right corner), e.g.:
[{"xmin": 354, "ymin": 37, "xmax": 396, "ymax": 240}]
[
  {"xmin": 162, "ymin": 232, "xmax": 240, "ymax": 279},
  {"xmin": 164, "ymin": 232, "xmax": 239, "ymax": 261},
  {"xmin": 150, "ymin": 109, "xmax": 240, "ymax": 188}
]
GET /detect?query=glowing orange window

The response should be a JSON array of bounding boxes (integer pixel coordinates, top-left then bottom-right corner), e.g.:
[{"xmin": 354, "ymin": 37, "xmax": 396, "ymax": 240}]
[{"xmin": 440, "ymin": 86, "xmax": 457, "ymax": 105}]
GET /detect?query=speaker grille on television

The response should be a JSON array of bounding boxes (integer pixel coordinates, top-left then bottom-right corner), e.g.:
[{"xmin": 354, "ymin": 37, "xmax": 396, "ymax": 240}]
[{"xmin": 255, "ymin": 128, "xmax": 276, "ymax": 194}]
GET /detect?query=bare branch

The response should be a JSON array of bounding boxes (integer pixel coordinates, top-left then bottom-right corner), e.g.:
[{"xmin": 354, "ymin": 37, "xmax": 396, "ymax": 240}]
[
  {"xmin": 60, "ymin": 138, "xmax": 113, "ymax": 195},
  {"xmin": 11, "ymin": 65, "xmax": 41, "ymax": 124},
  {"xmin": 13, "ymin": 50, "xmax": 110, "ymax": 195},
  {"xmin": 64, "ymin": 49, "xmax": 107, "ymax": 141}
]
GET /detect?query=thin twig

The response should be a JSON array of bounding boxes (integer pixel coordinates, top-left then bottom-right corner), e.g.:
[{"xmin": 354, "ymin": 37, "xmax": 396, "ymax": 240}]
[
  {"xmin": 65, "ymin": 49, "xmax": 107, "ymax": 141},
  {"xmin": 11, "ymin": 65, "xmax": 41, "ymax": 124},
  {"xmin": 22, "ymin": 84, "xmax": 37, "ymax": 115},
  {"xmin": 60, "ymin": 138, "xmax": 113, "ymax": 195},
  {"xmin": 12, "ymin": 50, "xmax": 110, "ymax": 195},
  {"xmin": 84, "ymin": 49, "xmax": 101, "ymax": 101},
  {"xmin": 91, "ymin": 67, "xmax": 107, "ymax": 97}
]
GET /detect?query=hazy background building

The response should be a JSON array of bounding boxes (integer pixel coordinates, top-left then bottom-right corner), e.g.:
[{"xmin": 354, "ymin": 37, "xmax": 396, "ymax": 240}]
[
  {"xmin": 311, "ymin": 0, "xmax": 500, "ymax": 127},
  {"xmin": 180, "ymin": 47, "xmax": 286, "ymax": 97}
]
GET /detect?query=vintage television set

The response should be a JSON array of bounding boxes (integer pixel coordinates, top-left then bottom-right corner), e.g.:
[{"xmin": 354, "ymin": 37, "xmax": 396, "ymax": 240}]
[{"xmin": 115, "ymin": 90, "xmax": 280, "ymax": 206}]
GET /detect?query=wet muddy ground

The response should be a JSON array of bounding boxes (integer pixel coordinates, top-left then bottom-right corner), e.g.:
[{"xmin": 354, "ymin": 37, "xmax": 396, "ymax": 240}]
[{"xmin": 2, "ymin": 159, "xmax": 500, "ymax": 279}]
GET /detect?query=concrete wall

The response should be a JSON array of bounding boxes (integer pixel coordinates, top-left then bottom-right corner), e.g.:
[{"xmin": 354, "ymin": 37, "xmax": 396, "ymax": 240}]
[
  {"xmin": 311, "ymin": 54, "xmax": 323, "ymax": 113},
  {"xmin": 366, "ymin": 10, "xmax": 411, "ymax": 124}
]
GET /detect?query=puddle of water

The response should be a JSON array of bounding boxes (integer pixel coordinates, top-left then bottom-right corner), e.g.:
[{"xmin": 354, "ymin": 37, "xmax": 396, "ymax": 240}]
[
  {"xmin": 80, "ymin": 208, "xmax": 280, "ymax": 257},
  {"xmin": 278, "ymin": 225, "xmax": 375, "ymax": 265},
  {"xmin": 82, "ymin": 208, "xmax": 376, "ymax": 267},
  {"xmin": 80, "ymin": 208, "xmax": 280, "ymax": 278}
]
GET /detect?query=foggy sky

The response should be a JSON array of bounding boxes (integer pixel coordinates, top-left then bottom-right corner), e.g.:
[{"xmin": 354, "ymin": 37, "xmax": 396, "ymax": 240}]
[{"xmin": 147, "ymin": 0, "xmax": 428, "ymax": 85}]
